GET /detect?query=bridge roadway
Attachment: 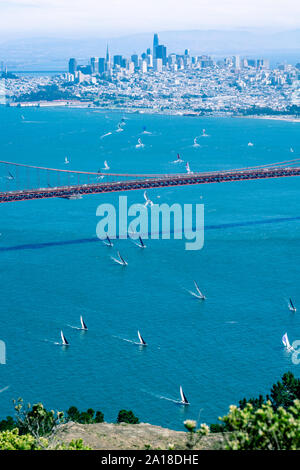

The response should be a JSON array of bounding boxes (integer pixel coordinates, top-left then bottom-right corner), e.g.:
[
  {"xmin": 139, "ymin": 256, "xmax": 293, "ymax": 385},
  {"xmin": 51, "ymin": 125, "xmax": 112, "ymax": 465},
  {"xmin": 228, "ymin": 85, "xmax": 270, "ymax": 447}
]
[{"xmin": 0, "ymin": 166, "xmax": 299, "ymax": 203}]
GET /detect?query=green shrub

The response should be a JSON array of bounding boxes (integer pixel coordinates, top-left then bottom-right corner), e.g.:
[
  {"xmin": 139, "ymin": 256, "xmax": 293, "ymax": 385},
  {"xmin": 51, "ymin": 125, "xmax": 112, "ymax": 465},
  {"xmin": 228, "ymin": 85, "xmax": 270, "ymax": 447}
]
[
  {"xmin": 116, "ymin": 410, "xmax": 139, "ymax": 424},
  {"xmin": 221, "ymin": 400, "xmax": 300, "ymax": 450},
  {"xmin": 0, "ymin": 429, "xmax": 91, "ymax": 450},
  {"xmin": 66, "ymin": 406, "xmax": 104, "ymax": 424},
  {"xmin": 14, "ymin": 400, "xmax": 64, "ymax": 437},
  {"xmin": 0, "ymin": 428, "xmax": 46, "ymax": 450}
]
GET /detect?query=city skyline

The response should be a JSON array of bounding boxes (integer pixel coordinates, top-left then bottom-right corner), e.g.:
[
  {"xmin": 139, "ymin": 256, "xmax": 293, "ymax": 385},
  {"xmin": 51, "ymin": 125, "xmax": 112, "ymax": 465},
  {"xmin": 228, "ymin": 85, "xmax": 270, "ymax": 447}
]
[{"xmin": 1, "ymin": 0, "xmax": 300, "ymax": 38}]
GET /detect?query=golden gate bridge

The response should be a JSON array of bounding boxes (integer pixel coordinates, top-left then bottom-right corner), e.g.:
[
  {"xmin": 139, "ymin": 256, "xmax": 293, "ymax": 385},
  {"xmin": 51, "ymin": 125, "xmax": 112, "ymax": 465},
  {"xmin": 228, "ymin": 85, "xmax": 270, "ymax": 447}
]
[{"xmin": 0, "ymin": 158, "xmax": 299, "ymax": 203}]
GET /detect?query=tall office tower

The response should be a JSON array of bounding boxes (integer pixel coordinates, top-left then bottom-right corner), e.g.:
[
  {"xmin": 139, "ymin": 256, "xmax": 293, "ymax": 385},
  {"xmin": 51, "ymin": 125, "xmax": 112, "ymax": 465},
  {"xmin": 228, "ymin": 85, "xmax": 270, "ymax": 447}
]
[
  {"xmin": 90, "ymin": 57, "xmax": 99, "ymax": 74},
  {"xmin": 113, "ymin": 55, "xmax": 123, "ymax": 68},
  {"xmin": 131, "ymin": 54, "xmax": 139, "ymax": 69},
  {"xmin": 155, "ymin": 44, "xmax": 167, "ymax": 65},
  {"xmin": 141, "ymin": 52, "xmax": 147, "ymax": 60},
  {"xmin": 106, "ymin": 45, "xmax": 111, "ymax": 70},
  {"xmin": 184, "ymin": 49, "xmax": 190, "ymax": 56},
  {"xmin": 146, "ymin": 48, "xmax": 151, "ymax": 55},
  {"xmin": 98, "ymin": 58, "xmax": 105, "ymax": 74},
  {"xmin": 153, "ymin": 33, "xmax": 159, "ymax": 58},
  {"xmin": 68, "ymin": 58, "xmax": 77, "ymax": 74}
]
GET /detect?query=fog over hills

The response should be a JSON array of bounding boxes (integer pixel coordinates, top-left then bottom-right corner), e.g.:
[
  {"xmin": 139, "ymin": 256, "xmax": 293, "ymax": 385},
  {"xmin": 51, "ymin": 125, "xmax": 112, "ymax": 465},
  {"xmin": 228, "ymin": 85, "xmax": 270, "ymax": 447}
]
[{"xmin": 1, "ymin": 29, "xmax": 299, "ymax": 70}]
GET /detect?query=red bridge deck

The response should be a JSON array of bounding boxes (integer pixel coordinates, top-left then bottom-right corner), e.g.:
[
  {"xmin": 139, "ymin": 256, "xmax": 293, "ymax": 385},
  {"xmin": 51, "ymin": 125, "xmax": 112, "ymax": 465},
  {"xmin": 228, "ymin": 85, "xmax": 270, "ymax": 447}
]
[{"xmin": 0, "ymin": 166, "xmax": 299, "ymax": 203}]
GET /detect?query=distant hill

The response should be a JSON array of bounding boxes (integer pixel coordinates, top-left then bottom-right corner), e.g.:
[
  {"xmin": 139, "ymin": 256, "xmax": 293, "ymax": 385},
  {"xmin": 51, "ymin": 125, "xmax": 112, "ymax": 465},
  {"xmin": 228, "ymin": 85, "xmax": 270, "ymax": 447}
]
[{"xmin": 0, "ymin": 29, "xmax": 299, "ymax": 70}]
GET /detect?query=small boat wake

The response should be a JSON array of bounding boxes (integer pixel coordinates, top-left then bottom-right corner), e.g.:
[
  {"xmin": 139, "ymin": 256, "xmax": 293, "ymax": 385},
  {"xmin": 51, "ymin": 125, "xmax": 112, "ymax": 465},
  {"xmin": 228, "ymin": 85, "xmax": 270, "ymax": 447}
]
[
  {"xmin": 142, "ymin": 386, "xmax": 189, "ymax": 405},
  {"xmin": 0, "ymin": 385, "xmax": 10, "ymax": 394},
  {"xmin": 141, "ymin": 126, "xmax": 152, "ymax": 134},
  {"xmin": 100, "ymin": 132, "xmax": 112, "ymax": 139},
  {"xmin": 68, "ymin": 316, "xmax": 88, "ymax": 331},
  {"xmin": 113, "ymin": 331, "xmax": 146, "ymax": 346}
]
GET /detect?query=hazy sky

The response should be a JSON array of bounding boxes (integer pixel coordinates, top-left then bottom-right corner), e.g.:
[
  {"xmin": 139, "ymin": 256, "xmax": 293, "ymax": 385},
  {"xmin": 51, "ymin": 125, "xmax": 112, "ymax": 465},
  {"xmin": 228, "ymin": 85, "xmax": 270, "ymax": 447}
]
[{"xmin": 1, "ymin": 0, "xmax": 300, "ymax": 37}]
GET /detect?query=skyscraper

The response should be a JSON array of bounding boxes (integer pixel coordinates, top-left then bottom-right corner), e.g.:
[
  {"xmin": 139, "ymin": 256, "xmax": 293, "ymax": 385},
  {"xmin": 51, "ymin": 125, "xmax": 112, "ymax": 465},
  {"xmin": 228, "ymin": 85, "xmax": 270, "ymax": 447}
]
[
  {"xmin": 153, "ymin": 33, "xmax": 159, "ymax": 58},
  {"xmin": 106, "ymin": 45, "xmax": 111, "ymax": 70},
  {"xmin": 68, "ymin": 58, "xmax": 77, "ymax": 75},
  {"xmin": 98, "ymin": 58, "xmax": 105, "ymax": 74},
  {"xmin": 90, "ymin": 57, "xmax": 99, "ymax": 74},
  {"xmin": 155, "ymin": 44, "xmax": 167, "ymax": 65}
]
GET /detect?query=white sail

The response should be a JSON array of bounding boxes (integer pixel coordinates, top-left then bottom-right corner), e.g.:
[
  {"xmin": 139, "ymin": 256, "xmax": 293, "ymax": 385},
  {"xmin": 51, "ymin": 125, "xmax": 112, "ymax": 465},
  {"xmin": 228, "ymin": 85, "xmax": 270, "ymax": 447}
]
[
  {"xmin": 80, "ymin": 315, "xmax": 88, "ymax": 330},
  {"xmin": 179, "ymin": 386, "xmax": 189, "ymax": 405},
  {"xmin": 282, "ymin": 332, "xmax": 292, "ymax": 350},
  {"xmin": 118, "ymin": 251, "xmax": 128, "ymax": 266},
  {"xmin": 194, "ymin": 281, "xmax": 205, "ymax": 299},
  {"xmin": 138, "ymin": 330, "xmax": 147, "ymax": 345},
  {"xmin": 61, "ymin": 330, "xmax": 69, "ymax": 346}
]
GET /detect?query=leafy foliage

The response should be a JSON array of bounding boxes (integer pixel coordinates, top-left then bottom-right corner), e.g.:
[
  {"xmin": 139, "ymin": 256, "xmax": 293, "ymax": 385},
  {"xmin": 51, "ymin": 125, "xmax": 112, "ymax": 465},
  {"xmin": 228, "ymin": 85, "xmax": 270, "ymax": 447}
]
[
  {"xmin": 221, "ymin": 400, "xmax": 300, "ymax": 450},
  {"xmin": 210, "ymin": 372, "xmax": 300, "ymax": 432},
  {"xmin": 66, "ymin": 406, "xmax": 104, "ymax": 424},
  {"xmin": 267, "ymin": 371, "xmax": 300, "ymax": 410},
  {"xmin": 14, "ymin": 399, "xmax": 64, "ymax": 437},
  {"xmin": 0, "ymin": 429, "xmax": 91, "ymax": 450},
  {"xmin": 0, "ymin": 429, "xmax": 46, "ymax": 450},
  {"xmin": 183, "ymin": 420, "xmax": 210, "ymax": 449},
  {"xmin": 116, "ymin": 410, "xmax": 139, "ymax": 424}
]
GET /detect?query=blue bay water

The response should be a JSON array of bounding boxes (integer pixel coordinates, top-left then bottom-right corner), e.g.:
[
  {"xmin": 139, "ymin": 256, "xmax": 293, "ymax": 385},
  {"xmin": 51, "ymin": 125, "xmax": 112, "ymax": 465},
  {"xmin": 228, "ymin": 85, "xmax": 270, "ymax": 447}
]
[{"xmin": 0, "ymin": 106, "xmax": 299, "ymax": 430}]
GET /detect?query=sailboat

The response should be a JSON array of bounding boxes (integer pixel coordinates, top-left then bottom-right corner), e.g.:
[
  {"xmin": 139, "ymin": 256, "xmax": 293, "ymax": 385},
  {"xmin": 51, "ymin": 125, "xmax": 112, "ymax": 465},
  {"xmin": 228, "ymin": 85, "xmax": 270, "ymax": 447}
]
[
  {"xmin": 117, "ymin": 251, "xmax": 128, "ymax": 266},
  {"xmin": 193, "ymin": 281, "xmax": 206, "ymax": 300},
  {"xmin": 80, "ymin": 316, "xmax": 88, "ymax": 331},
  {"xmin": 138, "ymin": 330, "xmax": 147, "ymax": 346},
  {"xmin": 136, "ymin": 138, "xmax": 144, "ymax": 149},
  {"xmin": 144, "ymin": 191, "xmax": 154, "ymax": 207},
  {"xmin": 103, "ymin": 235, "xmax": 113, "ymax": 247},
  {"xmin": 282, "ymin": 332, "xmax": 293, "ymax": 351},
  {"xmin": 116, "ymin": 123, "xmax": 124, "ymax": 132},
  {"xmin": 137, "ymin": 236, "xmax": 146, "ymax": 248},
  {"xmin": 6, "ymin": 172, "xmax": 14, "ymax": 181},
  {"xmin": 64, "ymin": 156, "xmax": 69, "ymax": 164},
  {"xmin": 193, "ymin": 137, "xmax": 200, "ymax": 147},
  {"xmin": 179, "ymin": 386, "xmax": 190, "ymax": 405},
  {"xmin": 186, "ymin": 162, "xmax": 193, "ymax": 174},
  {"xmin": 60, "ymin": 330, "xmax": 69, "ymax": 346},
  {"xmin": 103, "ymin": 160, "xmax": 110, "ymax": 170},
  {"xmin": 289, "ymin": 298, "xmax": 297, "ymax": 312}
]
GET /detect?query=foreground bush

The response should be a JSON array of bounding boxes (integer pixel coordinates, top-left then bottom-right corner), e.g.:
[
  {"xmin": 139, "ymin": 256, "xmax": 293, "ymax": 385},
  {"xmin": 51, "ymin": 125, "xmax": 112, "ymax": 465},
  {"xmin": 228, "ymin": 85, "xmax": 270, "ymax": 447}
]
[
  {"xmin": 222, "ymin": 399, "xmax": 300, "ymax": 450},
  {"xmin": 0, "ymin": 428, "xmax": 91, "ymax": 450}
]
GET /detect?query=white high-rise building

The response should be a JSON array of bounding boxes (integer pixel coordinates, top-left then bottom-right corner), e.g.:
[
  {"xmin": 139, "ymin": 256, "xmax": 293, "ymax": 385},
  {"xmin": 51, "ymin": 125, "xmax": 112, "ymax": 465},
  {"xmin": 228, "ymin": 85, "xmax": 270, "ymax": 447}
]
[{"xmin": 154, "ymin": 58, "xmax": 163, "ymax": 72}]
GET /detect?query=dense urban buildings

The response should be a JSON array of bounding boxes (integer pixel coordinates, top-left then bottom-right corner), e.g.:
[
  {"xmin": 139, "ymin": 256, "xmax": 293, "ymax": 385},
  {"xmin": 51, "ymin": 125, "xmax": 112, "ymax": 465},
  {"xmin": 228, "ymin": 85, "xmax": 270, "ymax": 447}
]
[{"xmin": 2, "ymin": 33, "xmax": 300, "ymax": 115}]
